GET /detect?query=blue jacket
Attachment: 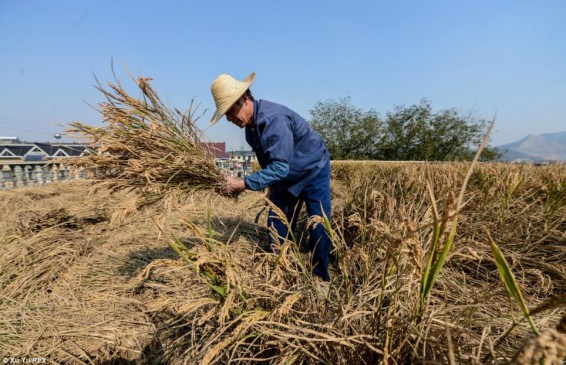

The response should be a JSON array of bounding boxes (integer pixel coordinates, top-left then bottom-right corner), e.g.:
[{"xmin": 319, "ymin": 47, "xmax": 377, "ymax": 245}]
[{"xmin": 244, "ymin": 99, "xmax": 329, "ymax": 196}]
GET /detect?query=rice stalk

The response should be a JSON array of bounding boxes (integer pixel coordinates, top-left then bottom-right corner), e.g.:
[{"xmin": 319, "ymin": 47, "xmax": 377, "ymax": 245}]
[
  {"xmin": 66, "ymin": 70, "xmax": 225, "ymax": 213},
  {"xmin": 3, "ymin": 147, "xmax": 564, "ymax": 364},
  {"xmin": 419, "ymin": 117, "xmax": 496, "ymax": 311}
]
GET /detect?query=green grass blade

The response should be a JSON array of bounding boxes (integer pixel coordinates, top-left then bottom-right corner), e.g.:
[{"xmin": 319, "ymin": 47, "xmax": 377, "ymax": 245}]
[
  {"xmin": 488, "ymin": 234, "xmax": 539, "ymax": 336},
  {"xmin": 320, "ymin": 205, "xmax": 334, "ymax": 241},
  {"xmin": 209, "ymin": 284, "xmax": 227, "ymax": 299},
  {"xmin": 421, "ymin": 214, "xmax": 458, "ymax": 303},
  {"xmin": 420, "ymin": 178, "xmax": 441, "ymax": 309}
]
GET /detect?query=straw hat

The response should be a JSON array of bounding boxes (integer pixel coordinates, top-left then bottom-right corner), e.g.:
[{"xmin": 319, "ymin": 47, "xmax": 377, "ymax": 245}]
[{"xmin": 210, "ymin": 72, "xmax": 256, "ymax": 124}]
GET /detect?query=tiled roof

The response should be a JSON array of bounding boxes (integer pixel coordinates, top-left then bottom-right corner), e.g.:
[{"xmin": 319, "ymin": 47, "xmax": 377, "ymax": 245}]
[{"xmin": 0, "ymin": 143, "xmax": 92, "ymax": 159}]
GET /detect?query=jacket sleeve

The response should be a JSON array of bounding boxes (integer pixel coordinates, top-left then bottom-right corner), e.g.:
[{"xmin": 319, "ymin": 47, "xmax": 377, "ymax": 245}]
[{"xmin": 244, "ymin": 161, "xmax": 289, "ymax": 191}]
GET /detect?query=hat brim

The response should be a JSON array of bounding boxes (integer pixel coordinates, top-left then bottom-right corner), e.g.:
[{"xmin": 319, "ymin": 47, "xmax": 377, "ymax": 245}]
[{"xmin": 210, "ymin": 72, "xmax": 256, "ymax": 125}]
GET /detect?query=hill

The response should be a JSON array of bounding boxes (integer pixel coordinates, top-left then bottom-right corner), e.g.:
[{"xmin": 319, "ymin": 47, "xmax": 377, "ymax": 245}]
[{"xmin": 497, "ymin": 131, "xmax": 566, "ymax": 161}]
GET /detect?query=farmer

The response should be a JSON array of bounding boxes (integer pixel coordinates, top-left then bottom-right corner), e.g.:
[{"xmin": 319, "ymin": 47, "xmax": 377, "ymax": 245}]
[{"xmin": 210, "ymin": 72, "xmax": 332, "ymax": 282}]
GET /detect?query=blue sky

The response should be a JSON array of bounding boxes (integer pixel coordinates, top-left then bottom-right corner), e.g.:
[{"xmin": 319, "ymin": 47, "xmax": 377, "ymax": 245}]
[{"xmin": 1, "ymin": 0, "xmax": 565, "ymax": 149}]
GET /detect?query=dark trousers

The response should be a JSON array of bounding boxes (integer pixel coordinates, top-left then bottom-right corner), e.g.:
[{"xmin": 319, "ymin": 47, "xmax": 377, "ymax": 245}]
[{"xmin": 267, "ymin": 159, "xmax": 332, "ymax": 281}]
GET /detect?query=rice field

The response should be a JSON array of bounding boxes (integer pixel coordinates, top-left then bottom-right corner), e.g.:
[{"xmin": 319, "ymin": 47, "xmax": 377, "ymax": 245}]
[{"xmin": 0, "ymin": 161, "xmax": 564, "ymax": 364}]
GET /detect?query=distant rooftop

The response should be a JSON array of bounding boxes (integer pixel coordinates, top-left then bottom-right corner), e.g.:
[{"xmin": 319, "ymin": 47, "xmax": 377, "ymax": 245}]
[
  {"xmin": 0, "ymin": 141, "xmax": 93, "ymax": 161},
  {"xmin": 0, "ymin": 137, "xmax": 20, "ymax": 143},
  {"xmin": 203, "ymin": 142, "xmax": 229, "ymax": 159}
]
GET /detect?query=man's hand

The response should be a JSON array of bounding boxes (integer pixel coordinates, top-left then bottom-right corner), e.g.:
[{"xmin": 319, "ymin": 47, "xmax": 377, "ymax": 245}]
[{"xmin": 221, "ymin": 176, "xmax": 246, "ymax": 197}]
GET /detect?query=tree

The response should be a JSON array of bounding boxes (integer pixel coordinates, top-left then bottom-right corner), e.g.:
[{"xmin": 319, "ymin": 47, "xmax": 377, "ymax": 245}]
[
  {"xmin": 309, "ymin": 97, "xmax": 382, "ymax": 160},
  {"xmin": 310, "ymin": 97, "xmax": 499, "ymax": 161},
  {"xmin": 380, "ymin": 99, "xmax": 499, "ymax": 161}
]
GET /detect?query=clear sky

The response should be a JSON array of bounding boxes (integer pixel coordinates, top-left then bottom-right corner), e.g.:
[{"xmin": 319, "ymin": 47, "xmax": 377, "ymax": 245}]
[{"xmin": 1, "ymin": 0, "xmax": 565, "ymax": 149}]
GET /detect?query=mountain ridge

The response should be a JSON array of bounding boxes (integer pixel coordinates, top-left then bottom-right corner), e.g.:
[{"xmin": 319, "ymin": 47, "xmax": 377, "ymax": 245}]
[{"xmin": 496, "ymin": 131, "xmax": 566, "ymax": 161}]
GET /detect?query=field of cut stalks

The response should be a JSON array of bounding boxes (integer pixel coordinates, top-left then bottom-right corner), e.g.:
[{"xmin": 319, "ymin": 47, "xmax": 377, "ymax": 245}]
[{"xmin": 0, "ymin": 161, "xmax": 564, "ymax": 364}]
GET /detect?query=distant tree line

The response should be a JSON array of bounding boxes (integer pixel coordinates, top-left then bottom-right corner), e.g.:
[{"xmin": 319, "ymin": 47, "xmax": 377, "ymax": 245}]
[{"xmin": 309, "ymin": 97, "xmax": 499, "ymax": 161}]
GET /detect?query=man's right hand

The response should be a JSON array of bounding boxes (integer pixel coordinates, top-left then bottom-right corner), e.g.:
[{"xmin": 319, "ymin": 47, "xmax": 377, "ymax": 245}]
[{"xmin": 221, "ymin": 176, "xmax": 246, "ymax": 197}]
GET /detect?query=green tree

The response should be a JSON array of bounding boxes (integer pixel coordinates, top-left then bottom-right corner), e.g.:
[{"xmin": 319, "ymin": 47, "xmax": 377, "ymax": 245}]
[
  {"xmin": 380, "ymin": 99, "xmax": 499, "ymax": 161},
  {"xmin": 310, "ymin": 97, "xmax": 499, "ymax": 161},
  {"xmin": 309, "ymin": 97, "xmax": 382, "ymax": 160}
]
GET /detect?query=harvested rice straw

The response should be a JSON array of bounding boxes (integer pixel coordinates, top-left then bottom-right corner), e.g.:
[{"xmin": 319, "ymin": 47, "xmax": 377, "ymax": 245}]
[{"xmin": 66, "ymin": 72, "xmax": 225, "ymax": 209}]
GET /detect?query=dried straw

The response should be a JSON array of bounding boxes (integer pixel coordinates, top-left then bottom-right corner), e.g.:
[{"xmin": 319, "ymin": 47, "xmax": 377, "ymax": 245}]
[
  {"xmin": 1, "ymin": 161, "xmax": 564, "ymax": 364},
  {"xmin": 66, "ymin": 71, "xmax": 224, "ymax": 209}
]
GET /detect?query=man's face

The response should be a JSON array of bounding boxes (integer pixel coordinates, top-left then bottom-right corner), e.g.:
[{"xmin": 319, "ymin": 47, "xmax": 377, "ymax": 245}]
[{"xmin": 226, "ymin": 96, "xmax": 253, "ymax": 128}]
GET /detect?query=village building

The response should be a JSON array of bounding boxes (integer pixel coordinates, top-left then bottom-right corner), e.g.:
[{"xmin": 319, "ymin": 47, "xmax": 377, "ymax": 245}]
[
  {"xmin": 0, "ymin": 140, "xmax": 93, "ymax": 190},
  {"xmin": 1, "ymin": 140, "xmax": 257, "ymax": 189},
  {"xmin": 202, "ymin": 142, "xmax": 257, "ymax": 178},
  {"xmin": 0, "ymin": 141, "xmax": 93, "ymax": 162}
]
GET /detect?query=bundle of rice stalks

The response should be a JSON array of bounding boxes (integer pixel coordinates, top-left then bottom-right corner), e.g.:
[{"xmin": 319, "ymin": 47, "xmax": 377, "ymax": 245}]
[{"xmin": 67, "ymin": 72, "xmax": 224, "ymax": 209}]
